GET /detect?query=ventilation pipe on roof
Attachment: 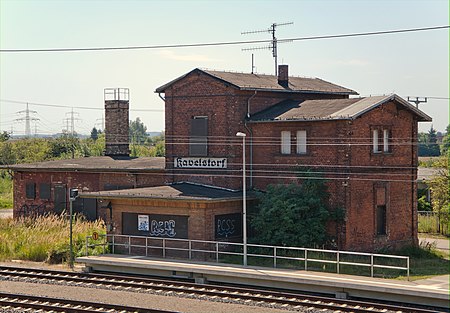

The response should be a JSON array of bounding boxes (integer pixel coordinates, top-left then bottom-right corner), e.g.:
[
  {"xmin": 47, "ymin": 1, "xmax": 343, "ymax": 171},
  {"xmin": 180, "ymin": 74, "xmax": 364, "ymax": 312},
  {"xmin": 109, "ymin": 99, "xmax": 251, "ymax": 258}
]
[{"xmin": 278, "ymin": 64, "xmax": 289, "ymax": 88}]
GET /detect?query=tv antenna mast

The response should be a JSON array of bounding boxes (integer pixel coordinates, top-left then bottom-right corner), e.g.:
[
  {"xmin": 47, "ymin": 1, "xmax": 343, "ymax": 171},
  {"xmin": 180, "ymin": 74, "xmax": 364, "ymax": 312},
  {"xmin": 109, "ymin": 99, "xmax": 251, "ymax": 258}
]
[{"xmin": 242, "ymin": 22, "xmax": 293, "ymax": 75}]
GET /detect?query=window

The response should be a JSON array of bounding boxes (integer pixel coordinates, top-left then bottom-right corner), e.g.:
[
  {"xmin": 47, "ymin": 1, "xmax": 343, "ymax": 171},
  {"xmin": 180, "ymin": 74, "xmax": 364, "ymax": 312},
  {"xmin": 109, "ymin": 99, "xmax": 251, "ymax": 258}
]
[
  {"xmin": 372, "ymin": 128, "xmax": 391, "ymax": 154},
  {"xmin": 281, "ymin": 131, "xmax": 291, "ymax": 154},
  {"xmin": 296, "ymin": 130, "xmax": 307, "ymax": 154},
  {"xmin": 39, "ymin": 183, "xmax": 51, "ymax": 200},
  {"xmin": 376, "ymin": 205, "xmax": 387, "ymax": 235},
  {"xmin": 383, "ymin": 129, "xmax": 390, "ymax": 152},
  {"xmin": 26, "ymin": 183, "xmax": 36, "ymax": 199},
  {"xmin": 189, "ymin": 116, "xmax": 208, "ymax": 156},
  {"xmin": 372, "ymin": 129, "xmax": 380, "ymax": 153}
]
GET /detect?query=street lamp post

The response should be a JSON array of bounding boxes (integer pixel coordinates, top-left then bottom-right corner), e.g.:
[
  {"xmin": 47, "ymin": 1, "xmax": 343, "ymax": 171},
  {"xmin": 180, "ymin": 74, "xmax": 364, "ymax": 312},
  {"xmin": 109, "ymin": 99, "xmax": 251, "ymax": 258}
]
[
  {"xmin": 69, "ymin": 188, "xmax": 79, "ymax": 269},
  {"xmin": 236, "ymin": 132, "xmax": 247, "ymax": 266}
]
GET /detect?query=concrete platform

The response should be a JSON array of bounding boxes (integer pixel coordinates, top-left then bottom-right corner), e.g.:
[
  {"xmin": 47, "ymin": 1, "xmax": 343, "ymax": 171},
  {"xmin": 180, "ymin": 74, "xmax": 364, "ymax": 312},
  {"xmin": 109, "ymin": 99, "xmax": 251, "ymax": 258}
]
[{"xmin": 76, "ymin": 254, "xmax": 450, "ymax": 309}]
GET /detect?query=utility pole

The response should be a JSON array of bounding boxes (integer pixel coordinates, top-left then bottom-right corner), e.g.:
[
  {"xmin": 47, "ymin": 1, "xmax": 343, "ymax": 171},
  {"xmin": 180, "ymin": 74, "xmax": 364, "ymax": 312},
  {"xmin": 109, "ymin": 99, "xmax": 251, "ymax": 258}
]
[
  {"xmin": 64, "ymin": 108, "xmax": 81, "ymax": 136},
  {"xmin": 407, "ymin": 96, "xmax": 427, "ymax": 109},
  {"xmin": 15, "ymin": 103, "xmax": 39, "ymax": 137},
  {"xmin": 242, "ymin": 22, "xmax": 293, "ymax": 75}
]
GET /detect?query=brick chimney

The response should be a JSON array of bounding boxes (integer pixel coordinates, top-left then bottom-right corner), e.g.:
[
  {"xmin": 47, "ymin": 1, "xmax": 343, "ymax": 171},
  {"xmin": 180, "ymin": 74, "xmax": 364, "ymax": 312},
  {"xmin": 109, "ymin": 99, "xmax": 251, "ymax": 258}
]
[
  {"xmin": 278, "ymin": 64, "xmax": 289, "ymax": 88},
  {"xmin": 104, "ymin": 88, "xmax": 130, "ymax": 157}
]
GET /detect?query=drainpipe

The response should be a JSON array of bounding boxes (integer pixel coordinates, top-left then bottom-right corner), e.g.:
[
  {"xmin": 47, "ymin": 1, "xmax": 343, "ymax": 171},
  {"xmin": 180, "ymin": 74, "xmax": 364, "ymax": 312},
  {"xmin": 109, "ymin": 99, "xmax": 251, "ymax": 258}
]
[
  {"xmin": 244, "ymin": 91, "xmax": 257, "ymax": 188},
  {"xmin": 158, "ymin": 93, "xmax": 165, "ymax": 101}
]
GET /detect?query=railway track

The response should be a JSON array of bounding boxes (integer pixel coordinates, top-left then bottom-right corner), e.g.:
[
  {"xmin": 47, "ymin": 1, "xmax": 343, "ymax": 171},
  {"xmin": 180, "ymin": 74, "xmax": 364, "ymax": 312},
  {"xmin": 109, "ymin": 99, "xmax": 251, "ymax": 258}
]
[
  {"xmin": 0, "ymin": 265, "xmax": 444, "ymax": 313},
  {"xmin": 0, "ymin": 292, "xmax": 177, "ymax": 313}
]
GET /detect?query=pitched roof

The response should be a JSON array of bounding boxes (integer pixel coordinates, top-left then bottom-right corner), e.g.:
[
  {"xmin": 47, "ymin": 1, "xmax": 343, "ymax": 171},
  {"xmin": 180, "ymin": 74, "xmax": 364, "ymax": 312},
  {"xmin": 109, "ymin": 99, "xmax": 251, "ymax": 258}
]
[
  {"xmin": 80, "ymin": 182, "xmax": 248, "ymax": 202},
  {"xmin": 3, "ymin": 156, "xmax": 165, "ymax": 172},
  {"xmin": 155, "ymin": 68, "xmax": 358, "ymax": 95},
  {"xmin": 249, "ymin": 94, "xmax": 432, "ymax": 122}
]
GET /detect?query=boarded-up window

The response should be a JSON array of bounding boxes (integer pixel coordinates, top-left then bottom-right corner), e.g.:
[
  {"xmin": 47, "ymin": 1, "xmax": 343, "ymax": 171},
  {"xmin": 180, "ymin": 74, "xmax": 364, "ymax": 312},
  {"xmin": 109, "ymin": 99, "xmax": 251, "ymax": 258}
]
[
  {"xmin": 26, "ymin": 183, "xmax": 36, "ymax": 199},
  {"xmin": 376, "ymin": 205, "xmax": 387, "ymax": 235},
  {"xmin": 215, "ymin": 213, "xmax": 242, "ymax": 240},
  {"xmin": 73, "ymin": 197, "xmax": 97, "ymax": 221},
  {"xmin": 189, "ymin": 117, "xmax": 208, "ymax": 156},
  {"xmin": 281, "ymin": 131, "xmax": 291, "ymax": 154},
  {"xmin": 296, "ymin": 130, "xmax": 307, "ymax": 154},
  {"xmin": 122, "ymin": 213, "xmax": 188, "ymax": 239},
  {"xmin": 54, "ymin": 185, "xmax": 66, "ymax": 214},
  {"xmin": 40, "ymin": 183, "xmax": 51, "ymax": 200}
]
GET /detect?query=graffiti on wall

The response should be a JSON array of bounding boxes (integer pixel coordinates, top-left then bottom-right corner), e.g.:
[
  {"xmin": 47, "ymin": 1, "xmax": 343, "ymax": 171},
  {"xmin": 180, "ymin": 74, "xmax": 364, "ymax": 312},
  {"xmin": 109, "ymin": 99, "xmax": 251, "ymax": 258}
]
[{"xmin": 215, "ymin": 213, "xmax": 242, "ymax": 240}]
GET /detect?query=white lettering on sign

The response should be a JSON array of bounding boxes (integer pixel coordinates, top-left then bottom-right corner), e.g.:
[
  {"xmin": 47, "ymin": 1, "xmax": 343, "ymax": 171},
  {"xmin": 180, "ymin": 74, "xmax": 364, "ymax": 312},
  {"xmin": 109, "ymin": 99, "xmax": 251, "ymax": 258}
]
[
  {"xmin": 174, "ymin": 157, "xmax": 227, "ymax": 169},
  {"xmin": 150, "ymin": 220, "xmax": 177, "ymax": 237}
]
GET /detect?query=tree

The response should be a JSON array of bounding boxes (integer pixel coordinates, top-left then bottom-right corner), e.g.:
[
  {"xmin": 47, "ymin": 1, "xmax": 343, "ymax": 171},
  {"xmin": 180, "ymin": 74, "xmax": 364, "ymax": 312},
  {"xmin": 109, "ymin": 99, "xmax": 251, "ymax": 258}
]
[
  {"xmin": 90, "ymin": 127, "xmax": 99, "ymax": 141},
  {"xmin": 0, "ymin": 131, "xmax": 10, "ymax": 142},
  {"xmin": 418, "ymin": 126, "xmax": 441, "ymax": 157},
  {"xmin": 428, "ymin": 157, "xmax": 449, "ymax": 234},
  {"xmin": 250, "ymin": 176, "xmax": 341, "ymax": 248},
  {"xmin": 129, "ymin": 117, "xmax": 148, "ymax": 145},
  {"xmin": 441, "ymin": 125, "xmax": 449, "ymax": 155},
  {"xmin": 49, "ymin": 134, "xmax": 80, "ymax": 159}
]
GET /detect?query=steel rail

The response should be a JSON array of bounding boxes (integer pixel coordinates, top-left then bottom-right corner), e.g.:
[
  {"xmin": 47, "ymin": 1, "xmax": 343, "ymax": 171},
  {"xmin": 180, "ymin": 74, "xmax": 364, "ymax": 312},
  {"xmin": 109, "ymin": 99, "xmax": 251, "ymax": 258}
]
[
  {"xmin": 0, "ymin": 291, "xmax": 178, "ymax": 313},
  {"xmin": 0, "ymin": 265, "xmax": 443, "ymax": 313}
]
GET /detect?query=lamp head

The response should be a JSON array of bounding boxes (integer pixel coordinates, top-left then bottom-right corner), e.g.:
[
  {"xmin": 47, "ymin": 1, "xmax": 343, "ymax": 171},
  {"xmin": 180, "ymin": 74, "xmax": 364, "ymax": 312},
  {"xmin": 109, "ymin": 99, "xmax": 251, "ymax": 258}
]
[{"xmin": 236, "ymin": 132, "xmax": 246, "ymax": 137}]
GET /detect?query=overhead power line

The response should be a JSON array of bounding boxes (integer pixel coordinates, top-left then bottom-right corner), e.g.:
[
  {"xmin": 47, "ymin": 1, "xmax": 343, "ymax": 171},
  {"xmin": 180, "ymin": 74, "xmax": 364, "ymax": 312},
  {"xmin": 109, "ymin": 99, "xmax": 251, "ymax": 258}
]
[
  {"xmin": 0, "ymin": 99, "xmax": 163, "ymax": 112},
  {"xmin": 0, "ymin": 25, "xmax": 448, "ymax": 53}
]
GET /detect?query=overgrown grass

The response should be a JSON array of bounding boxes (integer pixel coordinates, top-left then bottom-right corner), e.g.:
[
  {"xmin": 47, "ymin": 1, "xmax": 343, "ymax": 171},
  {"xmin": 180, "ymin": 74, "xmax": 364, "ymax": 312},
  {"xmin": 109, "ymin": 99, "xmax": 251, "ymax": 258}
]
[
  {"xmin": 0, "ymin": 215, "xmax": 106, "ymax": 264},
  {"xmin": 0, "ymin": 172, "xmax": 13, "ymax": 209}
]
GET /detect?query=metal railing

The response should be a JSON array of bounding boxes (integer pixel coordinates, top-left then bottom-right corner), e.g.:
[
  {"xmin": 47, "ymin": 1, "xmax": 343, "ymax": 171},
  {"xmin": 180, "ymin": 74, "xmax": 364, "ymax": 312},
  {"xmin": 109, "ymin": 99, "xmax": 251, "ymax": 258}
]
[{"xmin": 85, "ymin": 234, "xmax": 410, "ymax": 279}]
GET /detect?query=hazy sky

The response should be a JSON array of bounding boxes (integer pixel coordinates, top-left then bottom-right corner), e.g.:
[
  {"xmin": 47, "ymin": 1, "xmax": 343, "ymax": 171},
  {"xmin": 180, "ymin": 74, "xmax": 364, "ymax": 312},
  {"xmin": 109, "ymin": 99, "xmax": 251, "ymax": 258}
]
[{"xmin": 1, "ymin": 0, "xmax": 448, "ymax": 136}]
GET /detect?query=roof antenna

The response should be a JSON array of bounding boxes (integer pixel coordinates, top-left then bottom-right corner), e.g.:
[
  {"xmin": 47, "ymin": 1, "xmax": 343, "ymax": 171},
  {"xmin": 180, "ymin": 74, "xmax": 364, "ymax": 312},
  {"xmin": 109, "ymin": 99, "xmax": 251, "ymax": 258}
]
[{"xmin": 242, "ymin": 22, "xmax": 293, "ymax": 75}]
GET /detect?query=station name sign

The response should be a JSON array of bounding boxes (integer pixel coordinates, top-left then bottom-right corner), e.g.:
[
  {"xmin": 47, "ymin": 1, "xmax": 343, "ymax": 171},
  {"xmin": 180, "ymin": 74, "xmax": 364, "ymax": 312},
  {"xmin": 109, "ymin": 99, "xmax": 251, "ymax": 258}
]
[{"xmin": 174, "ymin": 157, "xmax": 227, "ymax": 169}]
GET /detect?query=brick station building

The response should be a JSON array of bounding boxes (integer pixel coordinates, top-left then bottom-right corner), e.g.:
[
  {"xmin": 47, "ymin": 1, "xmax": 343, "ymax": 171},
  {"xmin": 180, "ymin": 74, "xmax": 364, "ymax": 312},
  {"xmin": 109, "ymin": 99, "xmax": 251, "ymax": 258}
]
[{"xmin": 7, "ymin": 66, "xmax": 431, "ymax": 251}]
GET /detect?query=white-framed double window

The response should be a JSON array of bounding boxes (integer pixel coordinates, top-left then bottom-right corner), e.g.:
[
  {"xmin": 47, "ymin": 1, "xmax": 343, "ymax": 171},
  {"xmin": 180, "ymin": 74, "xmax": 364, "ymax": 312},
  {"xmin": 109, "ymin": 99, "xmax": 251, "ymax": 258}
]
[
  {"xmin": 372, "ymin": 128, "xmax": 391, "ymax": 154},
  {"xmin": 281, "ymin": 130, "xmax": 307, "ymax": 155}
]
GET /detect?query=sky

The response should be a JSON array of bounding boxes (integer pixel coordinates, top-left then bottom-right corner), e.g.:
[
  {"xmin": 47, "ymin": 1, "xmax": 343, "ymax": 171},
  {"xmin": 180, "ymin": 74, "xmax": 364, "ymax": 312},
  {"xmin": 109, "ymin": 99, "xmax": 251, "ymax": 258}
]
[{"xmin": 0, "ymin": 0, "xmax": 448, "ymax": 136}]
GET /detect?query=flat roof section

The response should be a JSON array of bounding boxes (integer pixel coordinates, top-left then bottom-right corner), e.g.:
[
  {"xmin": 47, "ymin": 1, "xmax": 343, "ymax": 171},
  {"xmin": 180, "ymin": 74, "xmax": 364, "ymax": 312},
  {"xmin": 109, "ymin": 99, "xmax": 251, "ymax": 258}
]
[
  {"xmin": 3, "ymin": 156, "xmax": 165, "ymax": 173},
  {"xmin": 80, "ymin": 182, "xmax": 250, "ymax": 202}
]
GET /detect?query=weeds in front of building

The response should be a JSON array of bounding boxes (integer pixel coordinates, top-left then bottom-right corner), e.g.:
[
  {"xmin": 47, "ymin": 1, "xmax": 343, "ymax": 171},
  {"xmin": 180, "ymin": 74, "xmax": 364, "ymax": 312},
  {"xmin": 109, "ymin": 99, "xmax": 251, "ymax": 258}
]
[
  {"xmin": 0, "ymin": 214, "xmax": 105, "ymax": 263},
  {"xmin": 0, "ymin": 171, "xmax": 13, "ymax": 209}
]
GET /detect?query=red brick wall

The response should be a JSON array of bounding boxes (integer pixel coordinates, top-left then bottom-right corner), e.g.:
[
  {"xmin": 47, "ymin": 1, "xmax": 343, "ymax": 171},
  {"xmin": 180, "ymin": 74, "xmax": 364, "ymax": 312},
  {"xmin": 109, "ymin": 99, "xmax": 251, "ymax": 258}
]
[
  {"xmin": 13, "ymin": 170, "xmax": 166, "ymax": 219},
  {"xmin": 164, "ymin": 70, "xmax": 349, "ymax": 190},
  {"xmin": 13, "ymin": 171, "xmax": 100, "ymax": 217},
  {"xmin": 242, "ymin": 101, "xmax": 419, "ymax": 251},
  {"xmin": 108, "ymin": 198, "xmax": 243, "ymax": 242}
]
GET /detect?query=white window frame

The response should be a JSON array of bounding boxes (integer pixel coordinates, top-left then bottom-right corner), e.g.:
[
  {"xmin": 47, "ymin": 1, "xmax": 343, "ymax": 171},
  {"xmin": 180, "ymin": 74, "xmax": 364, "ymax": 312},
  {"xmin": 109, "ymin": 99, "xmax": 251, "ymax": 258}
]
[
  {"xmin": 296, "ymin": 130, "xmax": 307, "ymax": 154},
  {"xmin": 281, "ymin": 131, "xmax": 291, "ymax": 154},
  {"xmin": 383, "ymin": 129, "xmax": 390, "ymax": 152},
  {"xmin": 373, "ymin": 129, "xmax": 380, "ymax": 153}
]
